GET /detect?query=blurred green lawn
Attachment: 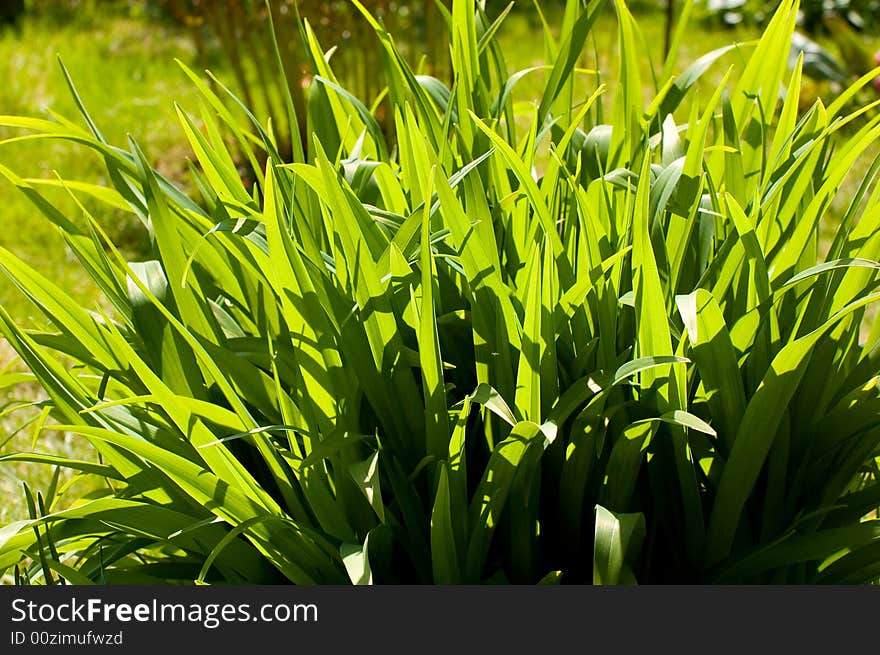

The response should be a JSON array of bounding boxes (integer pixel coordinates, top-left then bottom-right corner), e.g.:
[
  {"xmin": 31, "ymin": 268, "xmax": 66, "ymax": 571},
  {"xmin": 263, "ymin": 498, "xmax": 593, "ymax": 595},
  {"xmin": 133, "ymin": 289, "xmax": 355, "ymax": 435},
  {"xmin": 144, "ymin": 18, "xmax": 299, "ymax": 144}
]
[
  {"xmin": 0, "ymin": 11, "xmax": 207, "ymax": 523},
  {"xmin": 0, "ymin": 15, "xmax": 202, "ymax": 317}
]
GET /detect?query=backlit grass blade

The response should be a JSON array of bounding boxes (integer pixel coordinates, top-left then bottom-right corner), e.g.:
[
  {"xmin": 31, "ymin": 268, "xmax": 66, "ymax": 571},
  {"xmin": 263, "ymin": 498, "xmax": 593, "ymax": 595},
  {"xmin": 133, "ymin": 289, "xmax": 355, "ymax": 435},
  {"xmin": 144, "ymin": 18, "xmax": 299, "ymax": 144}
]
[
  {"xmin": 416, "ymin": 172, "xmax": 450, "ymax": 460},
  {"xmin": 609, "ymin": 0, "xmax": 644, "ymax": 168},
  {"xmin": 593, "ymin": 504, "xmax": 645, "ymax": 585}
]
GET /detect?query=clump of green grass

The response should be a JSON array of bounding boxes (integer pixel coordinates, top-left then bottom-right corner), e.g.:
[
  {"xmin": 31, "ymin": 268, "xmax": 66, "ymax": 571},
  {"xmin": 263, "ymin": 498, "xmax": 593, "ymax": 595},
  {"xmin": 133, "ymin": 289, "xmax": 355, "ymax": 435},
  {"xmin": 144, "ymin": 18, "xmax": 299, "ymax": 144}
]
[{"xmin": 2, "ymin": 0, "xmax": 880, "ymax": 584}]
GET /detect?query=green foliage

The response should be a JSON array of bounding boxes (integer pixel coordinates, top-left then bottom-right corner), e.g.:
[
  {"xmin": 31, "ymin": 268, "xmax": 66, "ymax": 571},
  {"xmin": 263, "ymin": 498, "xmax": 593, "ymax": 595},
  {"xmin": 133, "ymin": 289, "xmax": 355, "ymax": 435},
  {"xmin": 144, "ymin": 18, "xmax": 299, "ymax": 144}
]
[{"xmin": 3, "ymin": 0, "xmax": 880, "ymax": 584}]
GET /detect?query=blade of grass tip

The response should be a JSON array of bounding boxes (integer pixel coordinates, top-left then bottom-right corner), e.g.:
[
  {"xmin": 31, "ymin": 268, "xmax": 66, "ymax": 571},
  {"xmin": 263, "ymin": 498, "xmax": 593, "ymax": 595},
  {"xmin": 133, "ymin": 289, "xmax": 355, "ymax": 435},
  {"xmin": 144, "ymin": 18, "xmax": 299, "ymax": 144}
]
[
  {"xmin": 348, "ymin": 451, "xmax": 385, "ymax": 523},
  {"xmin": 204, "ymin": 70, "xmax": 285, "ymax": 164},
  {"xmin": 531, "ymin": 0, "xmax": 558, "ymax": 57},
  {"xmin": 476, "ymin": 2, "xmax": 514, "ymax": 56},
  {"xmin": 765, "ymin": 53, "xmax": 804, "ymax": 179},
  {"xmin": 36, "ymin": 493, "xmax": 64, "ymax": 574},
  {"xmin": 23, "ymin": 484, "xmax": 55, "ymax": 585},
  {"xmin": 175, "ymin": 102, "xmax": 252, "ymax": 207},
  {"xmin": 593, "ymin": 504, "xmax": 645, "ymax": 584},
  {"xmin": 264, "ymin": 0, "xmax": 304, "ymax": 162},
  {"xmin": 57, "ymin": 56, "xmax": 106, "ymax": 144},
  {"xmin": 431, "ymin": 463, "xmax": 462, "ymax": 583},
  {"xmin": 175, "ymin": 60, "xmax": 263, "ymax": 174},
  {"xmin": 609, "ymin": 0, "xmax": 644, "ymax": 168},
  {"xmin": 341, "ymin": 531, "xmax": 374, "ymax": 585},
  {"xmin": 655, "ymin": 43, "xmax": 749, "ymax": 125}
]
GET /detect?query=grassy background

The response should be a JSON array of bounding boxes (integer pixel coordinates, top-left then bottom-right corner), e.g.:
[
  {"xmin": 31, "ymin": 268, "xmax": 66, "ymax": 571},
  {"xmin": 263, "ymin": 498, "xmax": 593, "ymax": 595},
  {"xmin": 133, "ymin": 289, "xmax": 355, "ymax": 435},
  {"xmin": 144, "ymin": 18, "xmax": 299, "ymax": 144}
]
[
  {"xmin": 0, "ymin": 12, "xmax": 205, "ymax": 523},
  {"xmin": 0, "ymin": 15, "xmax": 201, "ymax": 316}
]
